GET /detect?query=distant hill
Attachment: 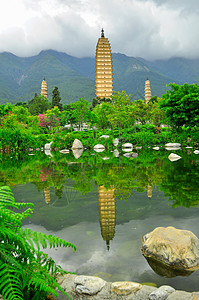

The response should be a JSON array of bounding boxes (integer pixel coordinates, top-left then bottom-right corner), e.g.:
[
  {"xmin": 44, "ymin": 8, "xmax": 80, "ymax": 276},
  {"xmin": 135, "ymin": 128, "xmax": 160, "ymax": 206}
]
[
  {"xmin": 0, "ymin": 49, "xmax": 198, "ymax": 105},
  {"xmin": 137, "ymin": 57, "xmax": 199, "ymax": 84}
]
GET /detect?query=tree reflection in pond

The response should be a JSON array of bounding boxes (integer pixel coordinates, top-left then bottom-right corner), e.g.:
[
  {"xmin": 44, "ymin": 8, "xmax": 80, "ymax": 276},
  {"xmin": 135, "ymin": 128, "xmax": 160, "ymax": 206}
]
[{"xmin": 1, "ymin": 149, "xmax": 199, "ymax": 291}]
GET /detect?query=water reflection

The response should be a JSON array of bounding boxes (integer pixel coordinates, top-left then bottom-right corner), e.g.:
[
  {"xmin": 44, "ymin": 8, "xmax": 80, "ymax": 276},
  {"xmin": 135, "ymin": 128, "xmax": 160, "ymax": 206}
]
[
  {"xmin": 144, "ymin": 256, "xmax": 194, "ymax": 278},
  {"xmin": 147, "ymin": 185, "xmax": 153, "ymax": 198},
  {"xmin": 98, "ymin": 186, "xmax": 116, "ymax": 250},
  {"xmin": 44, "ymin": 187, "xmax": 51, "ymax": 204},
  {"xmin": 1, "ymin": 149, "xmax": 199, "ymax": 290}
]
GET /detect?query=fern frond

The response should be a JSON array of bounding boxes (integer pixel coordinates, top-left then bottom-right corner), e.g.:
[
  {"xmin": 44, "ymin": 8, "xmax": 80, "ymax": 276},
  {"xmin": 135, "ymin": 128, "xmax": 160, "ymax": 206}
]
[
  {"xmin": 0, "ymin": 185, "xmax": 75, "ymax": 299},
  {"xmin": 0, "ymin": 208, "xmax": 22, "ymax": 228},
  {"xmin": 0, "ymin": 226, "xmax": 32, "ymax": 258},
  {"xmin": 0, "ymin": 263, "xmax": 24, "ymax": 300},
  {"xmin": 0, "ymin": 244, "xmax": 24, "ymax": 270},
  {"xmin": 22, "ymin": 229, "xmax": 76, "ymax": 252}
]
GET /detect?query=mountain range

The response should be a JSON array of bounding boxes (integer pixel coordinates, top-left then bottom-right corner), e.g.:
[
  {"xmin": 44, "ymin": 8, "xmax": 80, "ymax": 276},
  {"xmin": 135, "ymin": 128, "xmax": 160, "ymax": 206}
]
[{"xmin": 0, "ymin": 49, "xmax": 199, "ymax": 105}]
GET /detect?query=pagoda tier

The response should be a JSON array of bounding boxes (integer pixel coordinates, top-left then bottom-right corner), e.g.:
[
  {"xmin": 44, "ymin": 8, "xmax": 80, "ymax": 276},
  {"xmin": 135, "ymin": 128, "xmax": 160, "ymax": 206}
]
[
  {"xmin": 98, "ymin": 185, "xmax": 116, "ymax": 250},
  {"xmin": 145, "ymin": 78, "xmax": 152, "ymax": 104},
  {"xmin": 95, "ymin": 30, "xmax": 113, "ymax": 99},
  {"xmin": 41, "ymin": 77, "xmax": 47, "ymax": 98}
]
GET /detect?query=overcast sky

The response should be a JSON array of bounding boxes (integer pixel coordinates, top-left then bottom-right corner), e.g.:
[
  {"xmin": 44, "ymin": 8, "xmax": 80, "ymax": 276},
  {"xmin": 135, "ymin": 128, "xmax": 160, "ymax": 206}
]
[{"xmin": 0, "ymin": 0, "xmax": 198, "ymax": 60}]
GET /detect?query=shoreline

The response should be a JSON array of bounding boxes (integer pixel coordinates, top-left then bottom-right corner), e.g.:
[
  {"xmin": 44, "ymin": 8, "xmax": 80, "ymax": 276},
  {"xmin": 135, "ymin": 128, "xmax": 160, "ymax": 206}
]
[{"xmin": 54, "ymin": 274, "xmax": 199, "ymax": 299}]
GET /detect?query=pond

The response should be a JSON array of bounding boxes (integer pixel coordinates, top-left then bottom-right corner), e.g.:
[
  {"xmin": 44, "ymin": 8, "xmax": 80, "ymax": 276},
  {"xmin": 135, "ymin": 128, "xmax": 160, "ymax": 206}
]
[{"xmin": 0, "ymin": 147, "xmax": 199, "ymax": 292}]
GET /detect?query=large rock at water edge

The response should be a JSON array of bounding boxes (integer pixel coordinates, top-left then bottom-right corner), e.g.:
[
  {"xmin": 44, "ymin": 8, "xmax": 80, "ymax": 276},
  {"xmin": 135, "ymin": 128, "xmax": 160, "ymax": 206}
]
[
  {"xmin": 141, "ymin": 226, "xmax": 199, "ymax": 271},
  {"xmin": 72, "ymin": 139, "xmax": 83, "ymax": 149}
]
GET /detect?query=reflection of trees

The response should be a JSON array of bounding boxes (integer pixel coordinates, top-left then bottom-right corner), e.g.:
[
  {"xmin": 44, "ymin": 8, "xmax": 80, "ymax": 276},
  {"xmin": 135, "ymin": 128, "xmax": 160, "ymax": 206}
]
[
  {"xmin": 94, "ymin": 161, "xmax": 164, "ymax": 201},
  {"xmin": 159, "ymin": 159, "xmax": 199, "ymax": 208},
  {"xmin": 1, "ymin": 151, "xmax": 199, "ymax": 209},
  {"xmin": 67, "ymin": 163, "xmax": 93, "ymax": 195}
]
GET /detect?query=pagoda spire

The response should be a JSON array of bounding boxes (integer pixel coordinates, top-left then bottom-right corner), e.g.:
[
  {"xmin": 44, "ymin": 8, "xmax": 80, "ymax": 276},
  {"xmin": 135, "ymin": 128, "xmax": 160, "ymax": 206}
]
[{"xmin": 95, "ymin": 29, "xmax": 113, "ymax": 99}]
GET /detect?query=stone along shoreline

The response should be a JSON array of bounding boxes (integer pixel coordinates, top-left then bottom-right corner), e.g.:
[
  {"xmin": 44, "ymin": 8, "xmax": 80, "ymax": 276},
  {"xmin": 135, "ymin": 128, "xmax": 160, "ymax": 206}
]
[{"xmin": 55, "ymin": 274, "xmax": 199, "ymax": 299}]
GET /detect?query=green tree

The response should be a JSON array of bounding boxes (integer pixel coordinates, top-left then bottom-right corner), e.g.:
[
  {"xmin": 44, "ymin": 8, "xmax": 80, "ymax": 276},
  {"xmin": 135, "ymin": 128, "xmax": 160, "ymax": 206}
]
[
  {"xmin": 52, "ymin": 86, "xmax": 62, "ymax": 111},
  {"xmin": 28, "ymin": 94, "xmax": 50, "ymax": 115},
  {"xmin": 159, "ymin": 83, "xmax": 199, "ymax": 128},
  {"xmin": 107, "ymin": 91, "xmax": 133, "ymax": 137},
  {"xmin": 61, "ymin": 105, "xmax": 76, "ymax": 131},
  {"xmin": 92, "ymin": 96, "xmax": 112, "ymax": 108},
  {"xmin": 133, "ymin": 99, "xmax": 150, "ymax": 125},
  {"xmin": 70, "ymin": 98, "xmax": 91, "ymax": 130},
  {"xmin": 12, "ymin": 105, "xmax": 30, "ymax": 123},
  {"xmin": 150, "ymin": 101, "xmax": 166, "ymax": 127},
  {"xmin": 93, "ymin": 102, "xmax": 112, "ymax": 129},
  {"xmin": 15, "ymin": 101, "xmax": 28, "ymax": 107}
]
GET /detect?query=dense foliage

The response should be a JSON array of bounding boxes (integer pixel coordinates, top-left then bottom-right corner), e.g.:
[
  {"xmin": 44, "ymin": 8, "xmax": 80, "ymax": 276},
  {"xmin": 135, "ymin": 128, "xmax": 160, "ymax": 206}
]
[
  {"xmin": 0, "ymin": 186, "xmax": 76, "ymax": 299},
  {"xmin": 0, "ymin": 84, "xmax": 198, "ymax": 151},
  {"xmin": 159, "ymin": 83, "xmax": 199, "ymax": 128}
]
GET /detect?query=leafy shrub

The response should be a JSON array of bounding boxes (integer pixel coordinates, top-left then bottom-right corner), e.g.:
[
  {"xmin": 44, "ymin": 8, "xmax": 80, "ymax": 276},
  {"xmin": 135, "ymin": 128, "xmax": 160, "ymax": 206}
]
[
  {"xmin": 0, "ymin": 186, "xmax": 76, "ymax": 299},
  {"xmin": 0, "ymin": 129, "xmax": 50, "ymax": 151}
]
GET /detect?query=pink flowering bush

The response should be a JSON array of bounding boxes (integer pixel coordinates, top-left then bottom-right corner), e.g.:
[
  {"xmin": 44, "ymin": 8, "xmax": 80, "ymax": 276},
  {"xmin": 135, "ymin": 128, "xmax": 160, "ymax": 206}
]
[{"xmin": 38, "ymin": 109, "xmax": 60, "ymax": 134}]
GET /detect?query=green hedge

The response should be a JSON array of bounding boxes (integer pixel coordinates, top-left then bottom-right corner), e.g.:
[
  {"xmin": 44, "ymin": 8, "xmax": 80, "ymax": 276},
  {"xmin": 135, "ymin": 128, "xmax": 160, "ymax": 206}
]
[{"xmin": 0, "ymin": 129, "xmax": 50, "ymax": 151}]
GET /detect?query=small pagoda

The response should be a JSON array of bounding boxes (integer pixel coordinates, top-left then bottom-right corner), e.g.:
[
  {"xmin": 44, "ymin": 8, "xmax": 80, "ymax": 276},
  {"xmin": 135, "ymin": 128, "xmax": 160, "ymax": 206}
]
[
  {"xmin": 95, "ymin": 29, "xmax": 113, "ymax": 99},
  {"xmin": 41, "ymin": 77, "xmax": 47, "ymax": 98},
  {"xmin": 145, "ymin": 78, "xmax": 152, "ymax": 104}
]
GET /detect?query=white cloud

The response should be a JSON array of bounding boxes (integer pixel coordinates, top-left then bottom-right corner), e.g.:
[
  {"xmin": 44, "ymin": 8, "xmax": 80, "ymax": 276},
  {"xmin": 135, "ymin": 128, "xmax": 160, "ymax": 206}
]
[{"xmin": 0, "ymin": 0, "xmax": 198, "ymax": 59}]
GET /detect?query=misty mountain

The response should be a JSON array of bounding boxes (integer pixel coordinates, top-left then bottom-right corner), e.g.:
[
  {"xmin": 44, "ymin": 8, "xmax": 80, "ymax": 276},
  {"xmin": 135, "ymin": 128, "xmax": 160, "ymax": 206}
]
[{"xmin": 0, "ymin": 49, "xmax": 198, "ymax": 105}]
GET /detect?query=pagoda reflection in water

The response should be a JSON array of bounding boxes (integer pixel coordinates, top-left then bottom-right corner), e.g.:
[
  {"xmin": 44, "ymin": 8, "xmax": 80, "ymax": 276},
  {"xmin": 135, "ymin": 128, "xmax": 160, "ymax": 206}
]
[
  {"xmin": 98, "ymin": 185, "xmax": 116, "ymax": 250},
  {"xmin": 44, "ymin": 187, "xmax": 51, "ymax": 204}
]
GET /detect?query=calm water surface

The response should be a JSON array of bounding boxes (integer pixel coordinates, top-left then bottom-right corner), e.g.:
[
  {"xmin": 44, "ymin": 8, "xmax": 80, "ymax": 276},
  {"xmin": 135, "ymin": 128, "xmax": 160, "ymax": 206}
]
[{"xmin": 1, "ymin": 148, "xmax": 199, "ymax": 291}]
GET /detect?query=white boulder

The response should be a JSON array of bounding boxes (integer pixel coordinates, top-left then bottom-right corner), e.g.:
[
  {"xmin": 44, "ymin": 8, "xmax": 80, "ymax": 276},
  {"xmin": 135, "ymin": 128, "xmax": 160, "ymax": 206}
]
[
  {"xmin": 165, "ymin": 146, "xmax": 181, "ymax": 151},
  {"xmin": 113, "ymin": 149, "xmax": 119, "ymax": 157},
  {"xmin": 123, "ymin": 153, "xmax": 131, "ymax": 158},
  {"xmin": 113, "ymin": 138, "xmax": 119, "ymax": 147},
  {"xmin": 72, "ymin": 139, "xmax": 83, "ymax": 149},
  {"xmin": 44, "ymin": 141, "xmax": 53, "ymax": 150},
  {"xmin": 122, "ymin": 143, "xmax": 133, "ymax": 152},
  {"xmin": 94, "ymin": 144, "xmax": 105, "ymax": 152},
  {"xmin": 168, "ymin": 153, "xmax": 181, "ymax": 162},
  {"xmin": 60, "ymin": 149, "xmax": 69, "ymax": 154},
  {"xmin": 72, "ymin": 148, "xmax": 83, "ymax": 159},
  {"xmin": 165, "ymin": 143, "xmax": 181, "ymax": 148},
  {"xmin": 100, "ymin": 135, "xmax": 109, "ymax": 139}
]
